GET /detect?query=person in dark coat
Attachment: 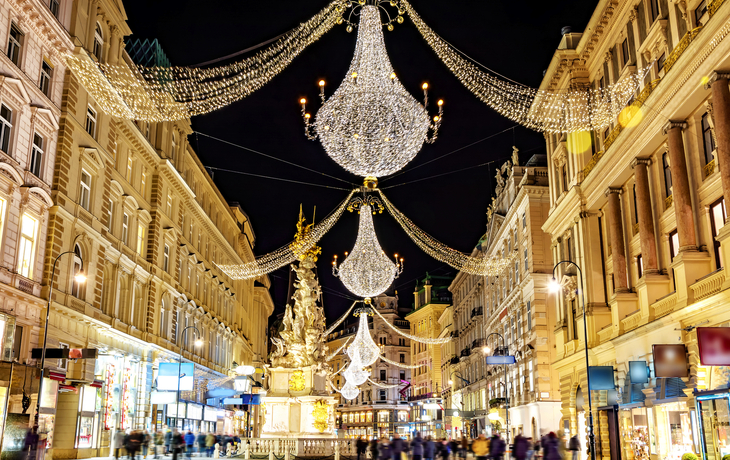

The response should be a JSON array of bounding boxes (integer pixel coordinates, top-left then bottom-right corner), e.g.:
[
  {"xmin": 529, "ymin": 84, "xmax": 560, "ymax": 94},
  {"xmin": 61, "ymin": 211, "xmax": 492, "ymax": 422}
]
[
  {"xmin": 171, "ymin": 429, "xmax": 184, "ymax": 460},
  {"xmin": 489, "ymin": 434, "xmax": 506, "ymax": 460},
  {"xmin": 411, "ymin": 432, "xmax": 425, "ymax": 460},
  {"xmin": 424, "ymin": 436, "xmax": 436, "ymax": 460},
  {"xmin": 164, "ymin": 429, "xmax": 172, "ymax": 455},
  {"xmin": 357, "ymin": 437, "xmax": 368, "ymax": 460},
  {"xmin": 370, "ymin": 437, "xmax": 380, "ymax": 460},
  {"xmin": 379, "ymin": 438, "xmax": 392, "ymax": 460},
  {"xmin": 391, "ymin": 433, "xmax": 408, "ymax": 460},
  {"xmin": 513, "ymin": 434, "xmax": 530, "ymax": 460},
  {"xmin": 541, "ymin": 433, "xmax": 561, "ymax": 460}
]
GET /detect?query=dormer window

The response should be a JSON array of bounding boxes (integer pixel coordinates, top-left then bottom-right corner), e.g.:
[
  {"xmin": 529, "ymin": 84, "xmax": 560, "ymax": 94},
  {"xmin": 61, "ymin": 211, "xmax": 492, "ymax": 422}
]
[{"xmin": 93, "ymin": 23, "xmax": 103, "ymax": 60}]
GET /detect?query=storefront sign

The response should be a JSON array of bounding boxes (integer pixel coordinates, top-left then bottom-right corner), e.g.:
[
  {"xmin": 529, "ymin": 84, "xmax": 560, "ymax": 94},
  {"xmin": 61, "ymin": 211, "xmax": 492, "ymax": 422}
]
[
  {"xmin": 158, "ymin": 363, "xmax": 194, "ymax": 391},
  {"xmin": 104, "ymin": 364, "xmax": 115, "ymax": 430},
  {"xmin": 629, "ymin": 361, "xmax": 649, "ymax": 383},
  {"xmin": 187, "ymin": 403, "xmax": 203, "ymax": 420},
  {"xmin": 653, "ymin": 344, "xmax": 689, "ymax": 377},
  {"xmin": 697, "ymin": 327, "xmax": 730, "ymax": 365},
  {"xmin": 151, "ymin": 391, "xmax": 177, "ymax": 404},
  {"xmin": 588, "ymin": 366, "xmax": 615, "ymax": 390},
  {"xmin": 204, "ymin": 406, "xmax": 217, "ymax": 422}
]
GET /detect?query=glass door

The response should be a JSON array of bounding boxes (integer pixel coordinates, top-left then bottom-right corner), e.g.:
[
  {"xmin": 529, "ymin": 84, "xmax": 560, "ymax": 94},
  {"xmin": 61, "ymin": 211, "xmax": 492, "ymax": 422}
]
[{"xmin": 699, "ymin": 396, "xmax": 730, "ymax": 460}]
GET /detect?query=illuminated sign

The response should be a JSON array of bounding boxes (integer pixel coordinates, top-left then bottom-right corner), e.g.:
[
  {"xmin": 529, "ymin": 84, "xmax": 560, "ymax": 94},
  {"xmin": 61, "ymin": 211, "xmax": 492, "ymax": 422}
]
[
  {"xmin": 158, "ymin": 363, "xmax": 194, "ymax": 391},
  {"xmin": 697, "ymin": 328, "xmax": 730, "ymax": 366},
  {"xmin": 187, "ymin": 404, "xmax": 203, "ymax": 420},
  {"xmin": 204, "ymin": 406, "xmax": 218, "ymax": 422},
  {"xmin": 103, "ymin": 364, "xmax": 115, "ymax": 430}
]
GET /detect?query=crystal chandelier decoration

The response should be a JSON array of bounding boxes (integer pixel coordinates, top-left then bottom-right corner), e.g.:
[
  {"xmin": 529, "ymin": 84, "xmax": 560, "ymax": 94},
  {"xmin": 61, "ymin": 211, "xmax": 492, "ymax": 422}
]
[
  {"xmin": 342, "ymin": 361, "xmax": 370, "ymax": 386},
  {"xmin": 340, "ymin": 381, "xmax": 360, "ymax": 400},
  {"xmin": 301, "ymin": 3, "xmax": 443, "ymax": 180},
  {"xmin": 332, "ymin": 201, "xmax": 403, "ymax": 299},
  {"xmin": 346, "ymin": 309, "xmax": 382, "ymax": 367}
]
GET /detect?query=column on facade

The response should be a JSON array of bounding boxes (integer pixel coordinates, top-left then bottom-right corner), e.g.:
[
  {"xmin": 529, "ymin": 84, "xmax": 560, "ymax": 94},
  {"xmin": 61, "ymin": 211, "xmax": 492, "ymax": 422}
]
[
  {"xmin": 108, "ymin": 25, "xmax": 121, "ymax": 65},
  {"xmin": 664, "ymin": 121, "xmax": 697, "ymax": 251},
  {"xmin": 631, "ymin": 158, "xmax": 658, "ymax": 273},
  {"xmin": 605, "ymin": 188, "xmax": 629, "ymax": 292},
  {"xmin": 709, "ymin": 73, "xmax": 730, "ymax": 207}
]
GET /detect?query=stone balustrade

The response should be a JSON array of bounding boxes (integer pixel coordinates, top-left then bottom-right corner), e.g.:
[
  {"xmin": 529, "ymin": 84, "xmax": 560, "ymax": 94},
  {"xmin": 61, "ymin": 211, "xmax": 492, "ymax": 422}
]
[{"xmin": 209, "ymin": 438, "xmax": 358, "ymax": 459}]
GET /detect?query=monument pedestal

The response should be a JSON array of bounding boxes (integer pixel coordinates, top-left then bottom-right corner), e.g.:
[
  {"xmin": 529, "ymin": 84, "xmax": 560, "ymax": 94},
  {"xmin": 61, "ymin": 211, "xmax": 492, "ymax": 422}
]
[{"xmin": 260, "ymin": 366, "xmax": 338, "ymax": 438}]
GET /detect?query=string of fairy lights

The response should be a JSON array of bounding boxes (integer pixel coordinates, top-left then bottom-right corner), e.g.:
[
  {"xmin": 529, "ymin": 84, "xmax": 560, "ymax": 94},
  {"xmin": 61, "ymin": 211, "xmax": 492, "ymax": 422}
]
[
  {"xmin": 377, "ymin": 354, "xmax": 426, "ymax": 369},
  {"xmin": 216, "ymin": 189, "xmax": 355, "ymax": 280}
]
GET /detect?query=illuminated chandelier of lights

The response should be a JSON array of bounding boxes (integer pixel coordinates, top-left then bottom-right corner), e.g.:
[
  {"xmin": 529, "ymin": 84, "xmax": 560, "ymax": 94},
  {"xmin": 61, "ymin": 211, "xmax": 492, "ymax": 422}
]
[
  {"xmin": 340, "ymin": 381, "xmax": 360, "ymax": 400},
  {"xmin": 301, "ymin": 4, "xmax": 443, "ymax": 178},
  {"xmin": 343, "ymin": 361, "xmax": 370, "ymax": 386},
  {"xmin": 346, "ymin": 309, "xmax": 382, "ymax": 367},
  {"xmin": 333, "ymin": 203, "xmax": 403, "ymax": 299}
]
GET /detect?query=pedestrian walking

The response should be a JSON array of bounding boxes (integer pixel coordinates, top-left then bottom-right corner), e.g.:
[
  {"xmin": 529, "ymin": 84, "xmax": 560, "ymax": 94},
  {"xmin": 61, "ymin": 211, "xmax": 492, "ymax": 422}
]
[
  {"xmin": 488, "ymin": 433, "xmax": 505, "ymax": 460},
  {"xmin": 164, "ymin": 429, "xmax": 172, "ymax": 455},
  {"xmin": 567, "ymin": 436, "xmax": 579, "ymax": 460},
  {"xmin": 471, "ymin": 434, "xmax": 488, "ymax": 460},
  {"xmin": 113, "ymin": 429, "xmax": 125, "ymax": 460},
  {"xmin": 370, "ymin": 437, "xmax": 380, "ymax": 460},
  {"xmin": 391, "ymin": 433, "xmax": 408, "ymax": 460},
  {"xmin": 513, "ymin": 434, "xmax": 529, "ymax": 460},
  {"xmin": 459, "ymin": 437, "xmax": 468, "ymax": 460},
  {"xmin": 196, "ymin": 432, "xmax": 206, "ymax": 457},
  {"xmin": 357, "ymin": 437, "xmax": 368, "ymax": 460},
  {"xmin": 526, "ymin": 438, "xmax": 535, "ymax": 460},
  {"xmin": 154, "ymin": 431, "xmax": 164, "ymax": 458},
  {"xmin": 205, "ymin": 432, "xmax": 216, "ymax": 457},
  {"xmin": 142, "ymin": 431, "xmax": 150, "ymax": 459},
  {"xmin": 184, "ymin": 430, "xmax": 195, "ymax": 459},
  {"xmin": 171, "ymin": 429, "xmax": 184, "ymax": 460},
  {"xmin": 541, "ymin": 433, "xmax": 561, "ymax": 460},
  {"xmin": 411, "ymin": 432, "xmax": 424, "ymax": 460},
  {"xmin": 424, "ymin": 436, "xmax": 435, "ymax": 460}
]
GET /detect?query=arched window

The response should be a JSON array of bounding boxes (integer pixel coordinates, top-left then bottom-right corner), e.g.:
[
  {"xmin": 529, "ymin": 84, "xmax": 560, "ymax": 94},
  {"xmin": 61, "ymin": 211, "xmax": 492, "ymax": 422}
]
[
  {"xmin": 93, "ymin": 23, "xmax": 103, "ymax": 60},
  {"xmin": 71, "ymin": 245, "xmax": 84, "ymax": 299},
  {"xmin": 159, "ymin": 298, "xmax": 167, "ymax": 338},
  {"xmin": 663, "ymin": 152, "xmax": 672, "ymax": 198}
]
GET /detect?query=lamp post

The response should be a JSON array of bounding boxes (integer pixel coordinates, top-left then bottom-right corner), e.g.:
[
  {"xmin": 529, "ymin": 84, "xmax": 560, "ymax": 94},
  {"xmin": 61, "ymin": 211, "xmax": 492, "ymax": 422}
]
[
  {"xmin": 549, "ymin": 261, "xmax": 596, "ymax": 460},
  {"xmin": 484, "ymin": 332, "xmax": 509, "ymax": 446},
  {"xmin": 33, "ymin": 246, "xmax": 86, "ymax": 437},
  {"xmin": 448, "ymin": 372, "xmax": 469, "ymax": 437},
  {"xmin": 175, "ymin": 326, "xmax": 203, "ymax": 431}
]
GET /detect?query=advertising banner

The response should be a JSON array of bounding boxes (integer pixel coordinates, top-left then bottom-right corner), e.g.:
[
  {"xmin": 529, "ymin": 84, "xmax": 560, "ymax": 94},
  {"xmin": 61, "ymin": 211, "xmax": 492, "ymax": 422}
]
[
  {"xmin": 697, "ymin": 327, "xmax": 730, "ymax": 366},
  {"xmin": 653, "ymin": 344, "xmax": 688, "ymax": 377}
]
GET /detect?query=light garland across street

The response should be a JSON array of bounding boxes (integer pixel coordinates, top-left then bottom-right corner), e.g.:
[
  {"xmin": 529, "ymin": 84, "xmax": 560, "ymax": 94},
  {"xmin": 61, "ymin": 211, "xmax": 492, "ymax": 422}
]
[
  {"xmin": 377, "ymin": 353, "xmax": 426, "ymax": 369},
  {"xmin": 371, "ymin": 305, "xmax": 451, "ymax": 344},
  {"xmin": 377, "ymin": 189, "xmax": 514, "ymax": 276},
  {"xmin": 324, "ymin": 301, "xmax": 359, "ymax": 336},
  {"xmin": 217, "ymin": 189, "xmax": 355, "ymax": 280},
  {"xmin": 367, "ymin": 378, "xmax": 402, "ymax": 389}
]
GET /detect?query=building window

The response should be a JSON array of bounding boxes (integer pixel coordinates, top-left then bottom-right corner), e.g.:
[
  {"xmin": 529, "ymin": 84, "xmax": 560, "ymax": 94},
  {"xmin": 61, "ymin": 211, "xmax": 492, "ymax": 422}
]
[
  {"xmin": 30, "ymin": 134, "xmax": 44, "ymax": 177},
  {"xmin": 107, "ymin": 199, "xmax": 114, "ymax": 230},
  {"xmin": 166, "ymin": 193, "xmax": 173, "ymax": 216},
  {"xmin": 657, "ymin": 53, "xmax": 666, "ymax": 72},
  {"xmin": 7, "ymin": 24, "xmax": 22, "ymax": 66},
  {"xmin": 523, "ymin": 248, "xmax": 528, "ymax": 272},
  {"xmin": 701, "ymin": 112, "xmax": 716, "ymax": 166},
  {"xmin": 85, "ymin": 106, "xmax": 97, "ymax": 138},
  {"xmin": 379, "ymin": 390, "xmax": 386, "ymax": 401},
  {"xmin": 0, "ymin": 105, "xmax": 13, "ymax": 153},
  {"xmin": 669, "ymin": 229, "xmax": 679, "ymax": 261},
  {"xmin": 399, "ymin": 353, "xmax": 405, "ymax": 363},
  {"xmin": 561, "ymin": 165, "xmax": 568, "ymax": 193},
  {"xmin": 17, "ymin": 214, "xmax": 38, "ymax": 278},
  {"xmin": 695, "ymin": 0, "xmax": 708, "ymax": 24},
  {"xmin": 140, "ymin": 169, "xmax": 147, "ymax": 196},
  {"xmin": 637, "ymin": 254, "xmax": 644, "ymax": 279},
  {"xmin": 621, "ymin": 38, "xmax": 630, "ymax": 67},
  {"xmin": 71, "ymin": 245, "xmax": 84, "ymax": 299},
  {"xmin": 163, "ymin": 244, "xmax": 170, "ymax": 272},
  {"xmin": 39, "ymin": 60, "xmax": 53, "ymax": 97},
  {"xmin": 710, "ymin": 198, "xmax": 727, "ymax": 269},
  {"xmin": 522, "ymin": 212, "xmax": 527, "ymax": 229},
  {"xmin": 122, "ymin": 213, "xmax": 129, "ymax": 245},
  {"xmin": 663, "ymin": 153, "xmax": 672, "ymax": 197},
  {"xmin": 93, "ymin": 23, "xmax": 103, "ymax": 60},
  {"xmin": 526, "ymin": 300, "xmax": 532, "ymax": 330},
  {"xmin": 380, "ymin": 369, "xmax": 386, "ymax": 381},
  {"xmin": 160, "ymin": 300, "xmax": 167, "ymax": 338},
  {"xmin": 136, "ymin": 223, "xmax": 145, "ymax": 255},
  {"xmin": 48, "ymin": 0, "xmax": 60, "ymax": 16},
  {"xmin": 126, "ymin": 156, "xmax": 133, "ymax": 181},
  {"xmin": 649, "ymin": 0, "xmax": 660, "ymax": 23},
  {"xmin": 79, "ymin": 169, "xmax": 92, "ymax": 210}
]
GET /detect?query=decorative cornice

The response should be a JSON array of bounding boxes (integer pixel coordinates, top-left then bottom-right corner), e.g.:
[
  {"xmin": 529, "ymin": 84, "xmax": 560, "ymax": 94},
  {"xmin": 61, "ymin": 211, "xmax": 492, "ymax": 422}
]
[
  {"xmin": 605, "ymin": 187, "xmax": 623, "ymax": 197},
  {"xmin": 630, "ymin": 157, "xmax": 652, "ymax": 169},
  {"xmin": 705, "ymin": 71, "xmax": 730, "ymax": 89}
]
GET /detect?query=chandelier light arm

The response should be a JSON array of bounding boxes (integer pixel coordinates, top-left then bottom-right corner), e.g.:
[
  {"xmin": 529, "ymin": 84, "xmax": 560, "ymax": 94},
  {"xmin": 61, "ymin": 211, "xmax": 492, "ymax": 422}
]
[{"xmin": 324, "ymin": 301, "xmax": 360, "ymax": 336}]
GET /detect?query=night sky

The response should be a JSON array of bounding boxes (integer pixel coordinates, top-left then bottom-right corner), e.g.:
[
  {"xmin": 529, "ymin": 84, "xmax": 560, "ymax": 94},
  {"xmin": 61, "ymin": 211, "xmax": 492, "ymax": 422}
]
[{"xmin": 122, "ymin": 0, "xmax": 596, "ymax": 322}]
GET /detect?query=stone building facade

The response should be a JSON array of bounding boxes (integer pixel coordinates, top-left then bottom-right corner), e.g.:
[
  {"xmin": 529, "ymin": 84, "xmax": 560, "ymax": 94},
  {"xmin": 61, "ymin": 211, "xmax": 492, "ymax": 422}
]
[
  {"xmin": 9, "ymin": 0, "xmax": 275, "ymax": 457},
  {"xmin": 407, "ymin": 273, "xmax": 453, "ymax": 438},
  {"xmin": 0, "ymin": 0, "xmax": 73, "ymax": 451},
  {"xmin": 540, "ymin": 1, "xmax": 730, "ymax": 459},
  {"xmin": 327, "ymin": 294, "xmax": 412, "ymax": 439}
]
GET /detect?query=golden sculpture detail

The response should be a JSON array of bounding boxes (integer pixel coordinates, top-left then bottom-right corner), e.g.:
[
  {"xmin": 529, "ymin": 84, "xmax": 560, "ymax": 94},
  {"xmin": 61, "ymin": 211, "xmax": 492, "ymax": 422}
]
[
  {"xmin": 289, "ymin": 370, "xmax": 306, "ymax": 392},
  {"xmin": 289, "ymin": 206, "xmax": 322, "ymax": 262},
  {"xmin": 312, "ymin": 399, "xmax": 331, "ymax": 432}
]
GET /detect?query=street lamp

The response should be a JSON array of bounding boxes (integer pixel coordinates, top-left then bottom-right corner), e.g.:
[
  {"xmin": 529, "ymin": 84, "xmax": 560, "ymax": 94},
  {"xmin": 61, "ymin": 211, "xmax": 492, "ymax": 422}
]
[
  {"xmin": 485, "ymin": 332, "xmax": 509, "ymax": 446},
  {"xmin": 175, "ymin": 325, "xmax": 203, "ymax": 430},
  {"xmin": 550, "ymin": 261, "xmax": 596, "ymax": 460},
  {"xmin": 33, "ymin": 244, "xmax": 86, "ymax": 436}
]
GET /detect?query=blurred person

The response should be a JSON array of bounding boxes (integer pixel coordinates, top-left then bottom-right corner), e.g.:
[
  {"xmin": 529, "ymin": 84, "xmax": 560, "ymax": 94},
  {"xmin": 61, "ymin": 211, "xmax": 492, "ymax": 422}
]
[
  {"xmin": 196, "ymin": 432, "xmax": 206, "ymax": 457},
  {"xmin": 526, "ymin": 438, "xmax": 535, "ymax": 460},
  {"xmin": 141, "ymin": 431, "xmax": 150, "ymax": 459},
  {"xmin": 205, "ymin": 432, "xmax": 216, "ymax": 457},
  {"xmin": 379, "ymin": 437, "xmax": 391, "ymax": 460},
  {"xmin": 411, "ymin": 432, "xmax": 424, "ymax": 460},
  {"xmin": 460, "ymin": 437, "xmax": 468, "ymax": 459},
  {"xmin": 184, "ymin": 430, "xmax": 195, "ymax": 459},
  {"xmin": 513, "ymin": 433, "xmax": 529, "ymax": 460},
  {"xmin": 164, "ymin": 428, "xmax": 172, "ymax": 455},
  {"xmin": 567, "ymin": 435, "xmax": 579, "ymax": 460},
  {"xmin": 488, "ymin": 433, "xmax": 505, "ymax": 460},
  {"xmin": 424, "ymin": 436, "xmax": 435, "ymax": 460},
  {"xmin": 370, "ymin": 437, "xmax": 380, "ymax": 460},
  {"xmin": 171, "ymin": 428, "xmax": 184, "ymax": 460},
  {"xmin": 540, "ymin": 433, "xmax": 560, "ymax": 460},
  {"xmin": 391, "ymin": 433, "xmax": 408, "ymax": 460},
  {"xmin": 471, "ymin": 434, "xmax": 488, "ymax": 460},
  {"xmin": 113, "ymin": 429, "xmax": 125, "ymax": 460},
  {"xmin": 357, "ymin": 436, "xmax": 368, "ymax": 460}
]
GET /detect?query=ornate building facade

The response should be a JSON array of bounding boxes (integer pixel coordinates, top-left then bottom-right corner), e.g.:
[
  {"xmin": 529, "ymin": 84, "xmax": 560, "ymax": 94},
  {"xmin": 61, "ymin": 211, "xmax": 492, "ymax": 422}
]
[
  {"xmin": 407, "ymin": 273, "xmax": 453, "ymax": 438},
  {"xmin": 540, "ymin": 1, "xmax": 730, "ymax": 459},
  {"xmin": 327, "ymin": 294, "xmax": 412, "ymax": 439},
  {"xmin": 10, "ymin": 0, "xmax": 275, "ymax": 457}
]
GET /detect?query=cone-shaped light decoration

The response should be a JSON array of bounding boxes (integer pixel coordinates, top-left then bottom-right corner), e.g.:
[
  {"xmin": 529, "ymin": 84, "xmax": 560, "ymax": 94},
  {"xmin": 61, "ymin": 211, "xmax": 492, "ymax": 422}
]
[
  {"xmin": 340, "ymin": 381, "xmax": 360, "ymax": 400},
  {"xmin": 343, "ymin": 361, "xmax": 370, "ymax": 386},
  {"xmin": 333, "ymin": 204, "xmax": 402, "ymax": 299},
  {"xmin": 314, "ymin": 5, "xmax": 430, "ymax": 178},
  {"xmin": 346, "ymin": 312, "xmax": 381, "ymax": 367}
]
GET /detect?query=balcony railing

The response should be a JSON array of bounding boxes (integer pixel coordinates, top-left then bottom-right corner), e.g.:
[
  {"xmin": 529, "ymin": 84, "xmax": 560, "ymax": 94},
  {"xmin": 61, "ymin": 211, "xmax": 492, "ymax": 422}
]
[
  {"xmin": 460, "ymin": 348, "xmax": 471, "ymax": 358},
  {"xmin": 471, "ymin": 307, "xmax": 483, "ymax": 318},
  {"xmin": 472, "ymin": 338, "xmax": 487, "ymax": 350},
  {"xmin": 663, "ymin": 26, "xmax": 703, "ymax": 74}
]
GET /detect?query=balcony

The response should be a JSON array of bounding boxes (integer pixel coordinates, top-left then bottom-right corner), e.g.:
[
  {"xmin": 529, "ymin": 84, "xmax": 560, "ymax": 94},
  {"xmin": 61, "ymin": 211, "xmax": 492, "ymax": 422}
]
[
  {"xmin": 450, "ymin": 356, "xmax": 459, "ymax": 365},
  {"xmin": 460, "ymin": 348, "xmax": 471, "ymax": 358},
  {"xmin": 471, "ymin": 307, "xmax": 483, "ymax": 319},
  {"xmin": 452, "ymin": 330, "xmax": 459, "ymax": 338},
  {"xmin": 471, "ymin": 338, "xmax": 487, "ymax": 350}
]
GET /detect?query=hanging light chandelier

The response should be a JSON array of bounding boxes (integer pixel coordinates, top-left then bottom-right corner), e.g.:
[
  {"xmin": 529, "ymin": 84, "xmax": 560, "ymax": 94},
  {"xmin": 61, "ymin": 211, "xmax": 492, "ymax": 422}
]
[
  {"xmin": 346, "ymin": 308, "xmax": 382, "ymax": 368},
  {"xmin": 342, "ymin": 361, "xmax": 370, "ymax": 386},
  {"xmin": 333, "ymin": 202, "xmax": 403, "ymax": 299},
  {"xmin": 340, "ymin": 381, "xmax": 360, "ymax": 400},
  {"xmin": 301, "ymin": 3, "xmax": 443, "ymax": 181}
]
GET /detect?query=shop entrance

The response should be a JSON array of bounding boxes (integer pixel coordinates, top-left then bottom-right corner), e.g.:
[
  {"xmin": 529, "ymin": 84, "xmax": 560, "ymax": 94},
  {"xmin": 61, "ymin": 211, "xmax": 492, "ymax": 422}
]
[{"xmin": 698, "ymin": 394, "xmax": 730, "ymax": 460}]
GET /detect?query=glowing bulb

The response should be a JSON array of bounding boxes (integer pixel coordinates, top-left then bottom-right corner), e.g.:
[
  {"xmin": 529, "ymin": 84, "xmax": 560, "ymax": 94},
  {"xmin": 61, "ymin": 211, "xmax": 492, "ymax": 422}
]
[
  {"xmin": 300, "ymin": 98, "xmax": 307, "ymax": 105},
  {"xmin": 390, "ymin": 72, "xmax": 396, "ymax": 79},
  {"xmin": 549, "ymin": 278, "xmax": 561, "ymax": 293},
  {"xmin": 305, "ymin": 113, "xmax": 311, "ymax": 119},
  {"xmin": 433, "ymin": 116, "xmax": 440, "ymax": 122},
  {"xmin": 194, "ymin": 338, "xmax": 204, "ymax": 347},
  {"xmin": 74, "ymin": 270, "xmax": 87, "ymax": 284},
  {"xmin": 482, "ymin": 347, "xmax": 490, "ymax": 354},
  {"xmin": 438, "ymin": 100, "xmax": 444, "ymax": 106},
  {"xmin": 448, "ymin": 380, "xmax": 453, "ymax": 385},
  {"xmin": 422, "ymin": 82, "xmax": 429, "ymax": 90},
  {"xmin": 319, "ymin": 80, "xmax": 326, "ymax": 87},
  {"xmin": 351, "ymin": 72, "xmax": 358, "ymax": 78}
]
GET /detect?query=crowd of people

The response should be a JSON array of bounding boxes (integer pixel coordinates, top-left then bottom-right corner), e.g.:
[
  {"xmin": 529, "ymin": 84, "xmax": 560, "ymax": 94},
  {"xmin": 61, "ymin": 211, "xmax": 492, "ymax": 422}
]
[
  {"xmin": 112, "ymin": 428, "xmax": 241, "ymax": 460},
  {"xmin": 354, "ymin": 431, "xmax": 582, "ymax": 460}
]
